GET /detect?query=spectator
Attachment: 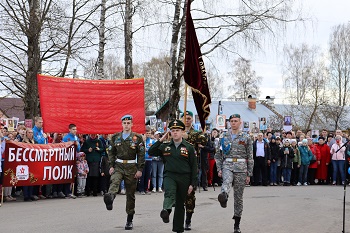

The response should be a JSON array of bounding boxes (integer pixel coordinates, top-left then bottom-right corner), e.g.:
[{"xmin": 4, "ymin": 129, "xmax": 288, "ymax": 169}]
[
  {"xmin": 151, "ymin": 131, "xmax": 164, "ymax": 193},
  {"xmin": 279, "ymin": 139, "xmax": 294, "ymax": 186},
  {"xmin": 253, "ymin": 132, "xmax": 271, "ymax": 186},
  {"xmin": 330, "ymin": 135, "xmax": 346, "ymax": 185},
  {"xmin": 269, "ymin": 135, "xmax": 279, "ymax": 186},
  {"xmin": 297, "ymin": 139, "xmax": 314, "ymax": 186},
  {"xmin": 81, "ymin": 134, "xmax": 103, "ymax": 196},
  {"xmin": 207, "ymin": 129, "xmax": 219, "ymax": 188},
  {"xmin": 15, "ymin": 125, "xmax": 26, "ymax": 142},
  {"xmin": 200, "ymin": 131, "xmax": 216, "ymax": 191},
  {"xmin": 307, "ymin": 138, "xmax": 320, "ymax": 185},
  {"xmin": 315, "ymin": 137, "xmax": 331, "ymax": 185},
  {"xmin": 138, "ymin": 127, "xmax": 154, "ymax": 195},
  {"xmin": 22, "ymin": 129, "xmax": 37, "ymax": 201},
  {"xmin": 290, "ymin": 139, "xmax": 301, "ymax": 186},
  {"xmin": 76, "ymin": 152, "xmax": 89, "ymax": 197}
]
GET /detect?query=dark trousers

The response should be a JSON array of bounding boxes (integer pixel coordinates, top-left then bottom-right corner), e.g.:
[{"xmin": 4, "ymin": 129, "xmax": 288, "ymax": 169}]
[
  {"xmin": 163, "ymin": 173, "xmax": 190, "ymax": 232},
  {"xmin": 86, "ymin": 176, "xmax": 99, "ymax": 195},
  {"xmin": 308, "ymin": 168, "xmax": 316, "ymax": 185},
  {"xmin": 254, "ymin": 157, "xmax": 268, "ymax": 185},
  {"xmin": 291, "ymin": 162, "xmax": 299, "ymax": 185},
  {"xmin": 100, "ymin": 175, "xmax": 111, "ymax": 193},
  {"xmin": 138, "ymin": 160, "xmax": 152, "ymax": 192},
  {"xmin": 200, "ymin": 155, "xmax": 208, "ymax": 188},
  {"xmin": 23, "ymin": 186, "xmax": 33, "ymax": 199}
]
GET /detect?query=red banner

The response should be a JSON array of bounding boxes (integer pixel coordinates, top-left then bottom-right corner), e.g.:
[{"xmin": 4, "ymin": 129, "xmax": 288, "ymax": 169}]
[
  {"xmin": 3, "ymin": 141, "xmax": 76, "ymax": 186},
  {"xmin": 37, "ymin": 74, "xmax": 145, "ymax": 134}
]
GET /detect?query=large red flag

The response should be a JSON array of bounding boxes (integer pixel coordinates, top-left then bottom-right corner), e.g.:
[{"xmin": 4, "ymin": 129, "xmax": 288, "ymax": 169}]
[
  {"xmin": 184, "ymin": 0, "xmax": 211, "ymax": 130},
  {"xmin": 37, "ymin": 74, "xmax": 145, "ymax": 134}
]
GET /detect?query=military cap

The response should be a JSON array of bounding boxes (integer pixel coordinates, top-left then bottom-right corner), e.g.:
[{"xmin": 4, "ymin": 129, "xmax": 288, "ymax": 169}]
[
  {"xmin": 121, "ymin": 114, "xmax": 133, "ymax": 121},
  {"xmin": 229, "ymin": 114, "xmax": 241, "ymax": 120},
  {"xmin": 181, "ymin": 111, "xmax": 193, "ymax": 117},
  {"xmin": 168, "ymin": 120, "xmax": 185, "ymax": 130}
]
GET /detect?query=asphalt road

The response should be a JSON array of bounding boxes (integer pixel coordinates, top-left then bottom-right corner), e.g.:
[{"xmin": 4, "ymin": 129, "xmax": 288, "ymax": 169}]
[{"xmin": 1, "ymin": 185, "xmax": 349, "ymax": 233}]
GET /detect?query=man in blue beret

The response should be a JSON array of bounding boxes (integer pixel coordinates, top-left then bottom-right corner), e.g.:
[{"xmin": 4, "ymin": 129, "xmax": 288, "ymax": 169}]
[{"xmin": 103, "ymin": 114, "xmax": 145, "ymax": 230}]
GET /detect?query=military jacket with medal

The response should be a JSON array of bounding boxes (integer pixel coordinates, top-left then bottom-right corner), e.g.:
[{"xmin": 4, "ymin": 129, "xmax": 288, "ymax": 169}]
[
  {"xmin": 214, "ymin": 130, "xmax": 254, "ymax": 176},
  {"xmin": 148, "ymin": 138, "xmax": 198, "ymax": 186},
  {"xmin": 109, "ymin": 132, "xmax": 145, "ymax": 171},
  {"xmin": 185, "ymin": 126, "xmax": 207, "ymax": 155}
]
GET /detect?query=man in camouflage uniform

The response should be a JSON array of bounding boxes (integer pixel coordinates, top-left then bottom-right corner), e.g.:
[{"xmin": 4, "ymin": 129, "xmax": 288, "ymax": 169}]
[
  {"xmin": 103, "ymin": 115, "xmax": 145, "ymax": 230},
  {"xmin": 181, "ymin": 111, "xmax": 207, "ymax": 231},
  {"xmin": 149, "ymin": 120, "xmax": 197, "ymax": 233},
  {"xmin": 215, "ymin": 114, "xmax": 254, "ymax": 233}
]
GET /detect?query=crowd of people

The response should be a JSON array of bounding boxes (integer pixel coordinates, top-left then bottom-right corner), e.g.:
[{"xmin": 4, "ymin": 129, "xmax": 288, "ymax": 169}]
[{"xmin": 0, "ymin": 119, "xmax": 350, "ymax": 204}]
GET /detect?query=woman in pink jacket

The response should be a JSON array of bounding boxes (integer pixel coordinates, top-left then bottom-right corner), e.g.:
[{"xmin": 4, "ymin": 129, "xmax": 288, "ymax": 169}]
[{"xmin": 330, "ymin": 135, "xmax": 346, "ymax": 185}]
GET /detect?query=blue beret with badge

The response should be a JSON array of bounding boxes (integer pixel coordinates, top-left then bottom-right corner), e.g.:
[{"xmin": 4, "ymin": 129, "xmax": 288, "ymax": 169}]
[{"xmin": 121, "ymin": 114, "xmax": 133, "ymax": 121}]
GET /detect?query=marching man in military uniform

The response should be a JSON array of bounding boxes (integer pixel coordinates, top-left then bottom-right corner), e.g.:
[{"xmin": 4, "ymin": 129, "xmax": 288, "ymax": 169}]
[
  {"xmin": 148, "ymin": 120, "xmax": 197, "ymax": 233},
  {"xmin": 215, "ymin": 114, "xmax": 254, "ymax": 233},
  {"xmin": 181, "ymin": 111, "xmax": 207, "ymax": 231},
  {"xmin": 103, "ymin": 115, "xmax": 145, "ymax": 230}
]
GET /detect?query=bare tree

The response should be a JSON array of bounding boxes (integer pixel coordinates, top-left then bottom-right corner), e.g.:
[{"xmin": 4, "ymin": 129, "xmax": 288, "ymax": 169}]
[
  {"xmin": 165, "ymin": 0, "xmax": 302, "ymax": 120},
  {"xmin": 228, "ymin": 57, "xmax": 262, "ymax": 100},
  {"xmin": 329, "ymin": 23, "xmax": 350, "ymax": 107},
  {"xmin": 283, "ymin": 44, "xmax": 317, "ymax": 105}
]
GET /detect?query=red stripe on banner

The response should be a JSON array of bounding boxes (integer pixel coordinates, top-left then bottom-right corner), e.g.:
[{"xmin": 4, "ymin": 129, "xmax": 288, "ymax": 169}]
[
  {"xmin": 3, "ymin": 141, "xmax": 76, "ymax": 186},
  {"xmin": 37, "ymin": 74, "xmax": 145, "ymax": 134}
]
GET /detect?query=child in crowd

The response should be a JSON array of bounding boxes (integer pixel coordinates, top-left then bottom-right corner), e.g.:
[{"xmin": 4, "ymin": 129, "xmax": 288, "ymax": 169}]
[{"xmin": 76, "ymin": 152, "xmax": 89, "ymax": 197}]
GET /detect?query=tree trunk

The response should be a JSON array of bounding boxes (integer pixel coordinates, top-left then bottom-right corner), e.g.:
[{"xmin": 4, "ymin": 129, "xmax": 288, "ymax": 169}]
[
  {"xmin": 168, "ymin": 0, "xmax": 184, "ymax": 120},
  {"xmin": 25, "ymin": 0, "xmax": 41, "ymax": 119},
  {"xmin": 97, "ymin": 0, "xmax": 107, "ymax": 79},
  {"xmin": 124, "ymin": 0, "xmax": 133, "ymax": 79}
]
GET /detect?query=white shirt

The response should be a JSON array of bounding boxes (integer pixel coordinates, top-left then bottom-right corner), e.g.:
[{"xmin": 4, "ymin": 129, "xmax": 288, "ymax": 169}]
[{"xmin": 256, "ymin": 140, "xmax": 265, "ymax": 157}]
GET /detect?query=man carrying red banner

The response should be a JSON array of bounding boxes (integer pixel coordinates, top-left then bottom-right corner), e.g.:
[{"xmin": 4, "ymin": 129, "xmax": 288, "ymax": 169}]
[{"xmin": 103, "ymin": 114, "xmax": 145, "ymax": 230}]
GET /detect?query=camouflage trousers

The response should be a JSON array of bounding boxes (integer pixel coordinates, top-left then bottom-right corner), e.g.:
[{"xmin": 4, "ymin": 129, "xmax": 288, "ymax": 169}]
[
  {"xmin": 221, "ymin": 169, "xmax": 246, "ymax": 217},
  {"xmin": 108, "ymin": 163, "xmax": 138, "ymax": 215},
  {"xmin": 185, "ymin": 190, "xmax": 196, "ymax": 213}
]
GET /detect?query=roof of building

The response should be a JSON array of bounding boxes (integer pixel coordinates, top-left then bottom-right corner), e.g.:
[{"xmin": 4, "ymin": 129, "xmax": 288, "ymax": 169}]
[{"xmin": 179, "ymin": 99, "xmax": 276, "ymax": 124}]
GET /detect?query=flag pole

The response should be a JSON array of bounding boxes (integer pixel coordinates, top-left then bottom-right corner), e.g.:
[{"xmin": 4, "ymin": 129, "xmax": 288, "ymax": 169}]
[
  {"xmin": 1, "ymin": 186, "xmax": 4, "ymax": 207},
  {"xmin": 183, "ymin": 84, "xmax": 188, "ymax": 121}
]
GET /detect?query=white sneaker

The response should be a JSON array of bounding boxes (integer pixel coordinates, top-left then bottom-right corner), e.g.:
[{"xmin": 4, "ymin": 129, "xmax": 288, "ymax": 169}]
[
  {"xmin": 296, "ymin": 182, "xmax": 301, "ymax": 186},
  {"xmin": 158, "ymin": 188, "xmax": 163, "ymax": 193},
  {"xmin": 120, "ymin": 189, "xmax": 126, "ymax": 195},
  {"xmin": 303, "ymin": 182, "xmax": 308, "ymax": 186},
  {"xmin": 152, "ymin": 188, "xmax": 156, "ymax": 193}
]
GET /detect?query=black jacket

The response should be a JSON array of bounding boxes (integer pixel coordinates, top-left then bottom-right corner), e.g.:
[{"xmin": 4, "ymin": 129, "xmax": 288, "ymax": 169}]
[{"xmin": 253, "ymin": 139, "xmax": 271, "ymax": 163}]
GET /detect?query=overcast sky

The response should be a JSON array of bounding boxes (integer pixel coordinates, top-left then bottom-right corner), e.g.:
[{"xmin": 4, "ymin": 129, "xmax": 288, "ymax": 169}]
[{"xmin": 247, "ymin": 0, "xmax": 350, "ymax": 103}]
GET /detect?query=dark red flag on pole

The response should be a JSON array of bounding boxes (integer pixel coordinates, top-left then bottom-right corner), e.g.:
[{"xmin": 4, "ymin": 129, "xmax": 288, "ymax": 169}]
[{"xmin": 184, "ymin": 0, "xmax": 211, "ymax": 131}]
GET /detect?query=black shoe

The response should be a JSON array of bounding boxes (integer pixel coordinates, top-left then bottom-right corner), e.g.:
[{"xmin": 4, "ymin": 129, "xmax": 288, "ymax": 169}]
[
  {"xmin": 184, "ymin": 223, "xmax": 191, "ymax": 230},
  {"xmin": 203, "ymin": 187, "xmax": 208, "ymax": 191},
  {"xmin": 103, "ymin": 193, "xmax": 114, "ymax": 211},
  {"xmin": 160, "ymin": 209, "xmax": 170, "ymax": 223},
  {"xmin": 125, "ymin": 221, "xmax": 133, "ymax": 230},
  {"xmin": 234, "ymin": 226, "xmax": 241, "ymax": 233},
  {"xmin": 218, "ymin": 192, "xmax": 228, "ymax": 208}
]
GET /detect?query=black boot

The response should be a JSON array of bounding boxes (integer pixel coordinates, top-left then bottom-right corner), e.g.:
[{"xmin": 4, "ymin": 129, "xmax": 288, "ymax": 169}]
[
  {"xmin": 184, "ymin": 212, "xmax": 192, "ymax": 230},
  {"xmin": 218, "ymin": 192, "xmax": 228, "ymax": 208},
  {"xmin": 233, "ymin": 216, "xmax": 241, "ymax": 233},
  {"xmin": 125, "ymin": 214, "xmax": 134, "ymax": 230},
  {"xmin": 160, "ymin": 209, "xmax": 170, "ymax": 223},
  {"xmin": 103, "ymin": 193, "xmax": 114, "ymax": 211}
]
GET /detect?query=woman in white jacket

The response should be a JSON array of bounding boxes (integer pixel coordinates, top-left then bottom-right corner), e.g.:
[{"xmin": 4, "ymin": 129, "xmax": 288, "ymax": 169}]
[{"xmin": 330, "ymin": 135, "xmax": 346, "ymax": 185}]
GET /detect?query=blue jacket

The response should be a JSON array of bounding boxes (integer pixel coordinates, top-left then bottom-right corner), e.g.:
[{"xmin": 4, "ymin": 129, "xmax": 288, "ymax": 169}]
[
  {"xmin": 33, "ymin": 126, "xmax": 47, "ymax": 144},
  {"xmin": 298, "ymin": 146, "xmax": 314, "ymax": 165},
  {"xmin": 145, "ymin": 137, "xmax": 155, "ymax": 161},
  {"xmin": 63, "ymin": 133, "xmax": 81, "ymax": 152}
]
